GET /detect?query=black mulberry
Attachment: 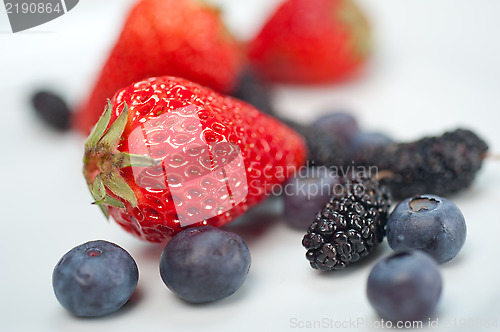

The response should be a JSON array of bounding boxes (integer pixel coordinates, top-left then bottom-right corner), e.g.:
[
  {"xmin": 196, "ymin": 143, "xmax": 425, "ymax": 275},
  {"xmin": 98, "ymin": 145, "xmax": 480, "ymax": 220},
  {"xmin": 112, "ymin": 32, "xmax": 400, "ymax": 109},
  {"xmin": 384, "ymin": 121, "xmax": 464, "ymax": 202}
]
[
  {"xmin": 372, "ymin": 129, "xmax": 488, "ymax": 199},
  {"xmin": 302, "ymin": 176, "xmax": 391, "ymax": 271}
]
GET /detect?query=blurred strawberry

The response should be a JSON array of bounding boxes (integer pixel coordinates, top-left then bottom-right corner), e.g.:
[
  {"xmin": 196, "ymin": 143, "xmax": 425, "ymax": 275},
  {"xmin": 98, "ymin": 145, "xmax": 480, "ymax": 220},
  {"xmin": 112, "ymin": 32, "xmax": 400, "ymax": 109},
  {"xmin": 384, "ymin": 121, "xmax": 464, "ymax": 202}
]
[
  {"xmin": 248, "ymin": 0, "xmax": 371, "ymax": 84},
  {"xmin": 74, "ymin": 0, "xmax": 245, "ymax": 135},
  {"xmin": 83, "ymin": 76, "xmax": 306, "ymax": 243}
]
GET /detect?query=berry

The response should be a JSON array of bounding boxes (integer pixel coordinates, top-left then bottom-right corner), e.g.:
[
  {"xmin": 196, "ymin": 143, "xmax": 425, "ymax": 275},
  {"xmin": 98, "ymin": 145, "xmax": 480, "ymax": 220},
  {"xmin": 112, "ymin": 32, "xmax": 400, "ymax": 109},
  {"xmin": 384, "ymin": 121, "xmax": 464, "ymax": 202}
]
[
  {"xmin": 386, "ymin": 194, "xmax": 466, "ymax": 263},
  {"xmin": 31, "ymin": 90, "xmax": 71, "ymax": 131},
  {"xmin": 284, "ymin": 167, "xmax": 340, "ymax": 229},
  {"xmin": 305, "ymin": 128, "xmax": 350, "ymax": 167},
  {"xmin": 367, "ymin": 250, "xmax": 442, "ymax": 322},
  {"xmin": 374, "ymin": 129, "xmax": 488, "ymax": 199},
  {"xmin": 302, "ymin": 176, "xmax": 391, "ymax": 270},
  {"xmin": 283, "ymin": 118, "xmax": 350, "ymax": 167},
  {"xmin": 82, "ymin": 76, "xmax": 306, "ymax": 242},
  {"xmin": 74, "ymin": 0, "xmax": 245, "ymax": 135},
  {"xmin": 230, "ymin": 70, "xmax": 275, "ymax": 116},
  {"xmin": 312, "ymin": 111, "xmax": 359, "ymax": 146},
  {"xmin": 159, "ymin": 226, "xmax": 251, "ymax": 303},
  {"xmin": 349, "ymin": 131, "xmax": 393, "ymax": 163},
  {"xmin": 248, "ymin": 0, "xmax": 371, "ymax": 83},
  {"xmin": 52, "ymin": 240, "xmax": 138, "ymax": 317}
]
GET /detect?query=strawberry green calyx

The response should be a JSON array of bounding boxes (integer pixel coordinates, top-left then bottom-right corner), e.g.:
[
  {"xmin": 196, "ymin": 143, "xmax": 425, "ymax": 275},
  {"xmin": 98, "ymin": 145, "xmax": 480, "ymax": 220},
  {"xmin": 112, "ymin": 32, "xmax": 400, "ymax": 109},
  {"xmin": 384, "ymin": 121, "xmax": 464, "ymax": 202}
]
[{"xmin": 83, "ymin": 101, "xmax": 158, "ymax": 218}]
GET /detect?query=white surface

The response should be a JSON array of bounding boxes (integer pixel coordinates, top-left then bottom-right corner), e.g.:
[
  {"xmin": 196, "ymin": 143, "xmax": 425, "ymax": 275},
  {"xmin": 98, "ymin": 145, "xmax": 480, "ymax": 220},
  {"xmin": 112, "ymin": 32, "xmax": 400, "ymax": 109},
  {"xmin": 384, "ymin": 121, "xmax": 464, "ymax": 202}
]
[{"xmin": 1, "ymin": 1, "xmax": 500, "ymax": 331}]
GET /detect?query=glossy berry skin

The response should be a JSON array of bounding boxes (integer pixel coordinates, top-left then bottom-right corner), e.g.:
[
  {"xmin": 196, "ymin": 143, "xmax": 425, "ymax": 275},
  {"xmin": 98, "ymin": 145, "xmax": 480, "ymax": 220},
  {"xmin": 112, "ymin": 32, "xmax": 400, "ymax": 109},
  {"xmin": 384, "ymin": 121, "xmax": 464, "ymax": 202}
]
[
  {"xmin": 386, "ymin": 195, "xmax": 466, "ymax": 263},
  {"xmin": 82, "ymin": 76, "xmax": 306, "ymax": 243},
  {"xmin": 52, "ymin": 240, "xmax": 138, "ymax": 317},
  {"xmin": 248, "ymin": 0, "xmax": 371, "ymax": 83},
  {"xmin": 283, "ymin": 167, "xmax": 340, "ymax": 229},
  {"xmin": 367, "ymin": 250, "xmax": 442, "ymax": 322},
  {"xmin": 159, "ymin": 226, "xmax": 251, "ymax": 303},
  {"xmin": 74, "ymin": 0, "xmax": 245, "ymax": 135}
]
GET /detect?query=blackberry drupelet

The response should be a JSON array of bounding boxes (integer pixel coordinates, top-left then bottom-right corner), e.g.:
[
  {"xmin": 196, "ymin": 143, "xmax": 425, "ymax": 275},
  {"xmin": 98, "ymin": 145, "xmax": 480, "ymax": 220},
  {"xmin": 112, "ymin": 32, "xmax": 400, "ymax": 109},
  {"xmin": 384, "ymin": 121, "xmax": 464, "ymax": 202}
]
[
  {"xmin": 374, "ymin": 129, "xmax": 488, "ymax": 199},
  {"xmin": 302, "ymin": 176, "xmax": 391, "ymax": 271}
]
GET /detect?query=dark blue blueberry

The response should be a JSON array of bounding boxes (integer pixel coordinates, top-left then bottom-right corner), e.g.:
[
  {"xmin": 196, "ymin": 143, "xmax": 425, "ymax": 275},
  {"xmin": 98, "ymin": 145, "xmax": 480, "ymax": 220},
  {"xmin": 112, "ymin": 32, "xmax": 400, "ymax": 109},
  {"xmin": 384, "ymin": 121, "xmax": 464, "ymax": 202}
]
[
  {"xmin": 31, "ymin": 90, "xmax": 71, "ymax": 131},
  {"xmin": 159, "ymin": 226, "xmax": 251, "ymax": 303},
  {"xmin": 311, "ymin": 111, "xmax": 359, "ymax": 146},
  {"xmin": 283, "ymin": 167, "xmax": 340, "ymax": 229},
  {"xmin": 350, "ymin": 131, "xmax": 393, "ymax": 161},
  {"xmin": 367, "ymin": 250, "xmax": 442, "ymax": 322},
  {"xmin": 386, "ymin": 194, "xmax": 466, "ymax": 263},
  {"xmin": 52, "ymin": 240, "xmax": 138, "ymax": 317},
  {"xmin": 230, "ymin": 70, "xmax": 274, "ymax": 116}
]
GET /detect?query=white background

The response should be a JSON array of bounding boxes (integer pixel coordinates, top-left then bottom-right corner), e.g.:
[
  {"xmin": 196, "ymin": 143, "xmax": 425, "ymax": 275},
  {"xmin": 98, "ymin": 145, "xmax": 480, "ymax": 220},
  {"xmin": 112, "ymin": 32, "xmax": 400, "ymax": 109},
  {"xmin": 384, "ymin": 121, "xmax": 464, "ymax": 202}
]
[{"xmin": 1, "ymin": 0, "xmax": 500, "ymax": 331}]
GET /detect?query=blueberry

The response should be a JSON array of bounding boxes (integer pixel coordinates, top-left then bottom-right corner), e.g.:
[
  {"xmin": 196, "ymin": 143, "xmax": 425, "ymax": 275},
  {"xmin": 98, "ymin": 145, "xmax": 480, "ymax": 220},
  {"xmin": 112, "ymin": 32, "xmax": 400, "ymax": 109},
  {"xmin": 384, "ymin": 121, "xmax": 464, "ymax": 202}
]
[
  {"xmin": 311, "ymin": 111, "xmax": 359, "ymax": 146},
  {"xmin": 367, "ymin": 250, "xmax": 442, "ymax": 322},
  {"xmin": 231, "ymin": 70, "xmax": 275, "ymax": 116},
  {"xmin": 159, "ymin": 226, "xmax": 251, "ymax": 303},
  {"xmin": 31, "ymin": 90, "xmax": 71, "ymax": 131},
  {"xmin": 386, "ymin": 194, "xmax": 466, "ymax": 263},
  {"xmin": 350, "ymin": 131, "xmax": 393, "ymax": 160},
  {"xmin": 283, "ymin": 167, "xmax": 340, "ymax": 229},
  {"xmin": 52, "ymin": 240, "xmax": 138, "ymax": 317}
]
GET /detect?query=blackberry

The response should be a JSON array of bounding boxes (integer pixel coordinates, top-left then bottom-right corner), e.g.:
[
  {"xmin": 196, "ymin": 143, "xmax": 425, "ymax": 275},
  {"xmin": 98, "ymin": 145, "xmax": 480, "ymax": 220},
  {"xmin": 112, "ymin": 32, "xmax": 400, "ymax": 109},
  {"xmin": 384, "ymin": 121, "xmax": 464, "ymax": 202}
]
[
  {"xmin": 302, "ymin": 176, "xmax": 391, "ymax": 271},
  {"xmin": 373, "ymin": 129, "xmax": 488, "ymax": 199}
]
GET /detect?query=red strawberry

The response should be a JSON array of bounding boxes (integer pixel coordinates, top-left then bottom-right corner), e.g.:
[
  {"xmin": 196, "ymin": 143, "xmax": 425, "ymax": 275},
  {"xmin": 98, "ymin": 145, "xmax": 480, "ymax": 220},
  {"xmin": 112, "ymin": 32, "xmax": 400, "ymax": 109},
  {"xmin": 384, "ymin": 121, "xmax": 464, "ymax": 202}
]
[
  {"xmin": 74, "ymin": 0, "xmax": 245, "ymax": 135},
  {"xmin": 247, "ymin": 0, "xmax": 371, "ymax": 83},
  {"xmin": 83, "ymin": 76, "xmax": 306, "ymax": 243}
]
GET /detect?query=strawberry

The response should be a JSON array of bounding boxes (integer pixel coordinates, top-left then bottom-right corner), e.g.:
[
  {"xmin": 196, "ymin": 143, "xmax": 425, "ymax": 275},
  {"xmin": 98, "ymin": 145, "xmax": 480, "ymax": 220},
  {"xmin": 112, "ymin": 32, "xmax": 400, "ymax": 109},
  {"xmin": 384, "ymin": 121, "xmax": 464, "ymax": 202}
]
[
  {"xmin": 74, "ymin": 0, "xmax": 245, "ymax": 135},
  {"xmin": 247, "ymin": 0, "xmax": 371, "ymax": 84},
  {"xmin": 82, "ymin": 76, "xmax": 306, "ymax": 243}
]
